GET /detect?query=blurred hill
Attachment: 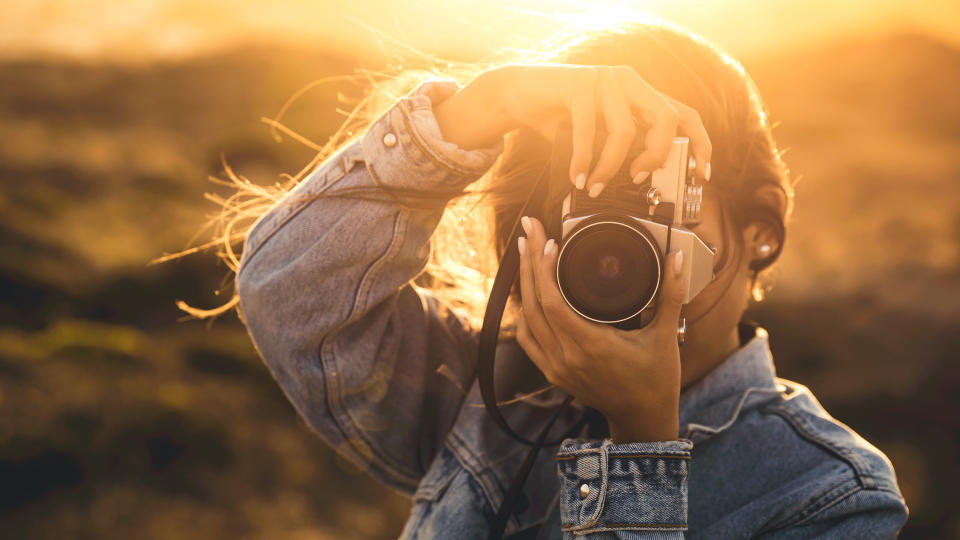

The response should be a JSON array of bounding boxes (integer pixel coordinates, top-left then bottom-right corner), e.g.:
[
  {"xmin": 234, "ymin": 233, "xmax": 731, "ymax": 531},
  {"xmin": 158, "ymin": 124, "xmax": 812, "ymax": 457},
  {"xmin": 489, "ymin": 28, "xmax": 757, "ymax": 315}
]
[
  {"xmin": 0, "ymin": 33, "xmax": 957, "ymax": 538},
  {"xmin": 748, "ymin": 33, "xmax": 960, "ymax": 539}
]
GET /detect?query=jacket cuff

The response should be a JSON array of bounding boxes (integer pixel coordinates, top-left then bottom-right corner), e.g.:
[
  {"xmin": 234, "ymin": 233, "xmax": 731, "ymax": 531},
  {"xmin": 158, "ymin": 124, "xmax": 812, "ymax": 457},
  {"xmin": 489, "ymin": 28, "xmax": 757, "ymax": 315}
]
[
  {"xmin": 360, "ymin": 79, "xmax": 504, "ymax": 194},
  {"xmin": 557, "ymin": 438, "xmax": 692, "ymax": 535}
]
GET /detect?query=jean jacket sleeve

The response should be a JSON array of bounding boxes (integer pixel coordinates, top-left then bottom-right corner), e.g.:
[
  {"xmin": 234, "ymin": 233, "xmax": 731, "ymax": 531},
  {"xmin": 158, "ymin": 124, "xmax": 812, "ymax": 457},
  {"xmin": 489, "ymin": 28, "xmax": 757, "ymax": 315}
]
[
  {"xmin": 557, "ymin": 438, "xmax": 693, "ymax": 539},
  {"xmin": 235, "ymin": 79, "xmax": 504, "ymax": 494},
  {"xmin": 556, "ymin": 438, "xmax": 907, "ymax": 539}
]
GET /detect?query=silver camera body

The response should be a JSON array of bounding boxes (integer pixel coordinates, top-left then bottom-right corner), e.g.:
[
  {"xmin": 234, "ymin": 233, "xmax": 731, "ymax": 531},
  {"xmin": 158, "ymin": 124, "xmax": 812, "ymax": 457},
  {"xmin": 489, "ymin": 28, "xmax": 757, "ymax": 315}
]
[{"xmin": 554, "ymin": 136, "xmax": 715, "ymax": 331}]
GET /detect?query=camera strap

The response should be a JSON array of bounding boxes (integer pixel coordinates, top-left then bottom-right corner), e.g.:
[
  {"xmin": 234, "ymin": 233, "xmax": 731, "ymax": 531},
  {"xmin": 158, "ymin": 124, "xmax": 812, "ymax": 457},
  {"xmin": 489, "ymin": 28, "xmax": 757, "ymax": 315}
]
[
  {"xmin": 476, "ymin": 159, "xmax": 591, "ymax": 539},
  {"xmin": 476, "ymin": 162, "xmax": 567, "ymax": 445}
]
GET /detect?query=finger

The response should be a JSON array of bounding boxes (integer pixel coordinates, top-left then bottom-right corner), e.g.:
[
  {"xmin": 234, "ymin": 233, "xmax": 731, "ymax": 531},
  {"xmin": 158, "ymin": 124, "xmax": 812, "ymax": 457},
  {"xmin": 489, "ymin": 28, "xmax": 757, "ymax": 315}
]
[
  {"xmin": 585, "ymin": 67, "xmax": 636, "ymax": 198},
  {"xmin": 518, "ymin": 234, "xmax": 561, "ymax": 360},
  {"xmin": 663, "ymin": 95, "xmax": 713, "ymax": 182},
  {"xmin": 568, "ymin": 69, "xmax": 596, "ymax": 190},
  {"xmin": 525, "ymin": 216, "xmax": 593, "ymax": 354},
  {"xmin": 535, "ymin": 229, "xmax": 606, "ymax": 343},
  {"xmin": 612, "ymin": 67, "xmax": 680, "ymax": 179},
  {"xmin": 516, "ymin": 307, "xmax": 549, "ymax": 370},
  {"xmin": 521, "ymin": 216, "xmax": 545, "ymax": 286},
  {"xmin": 629, "ymin": 98, "xmax": 679, "ymax": 178},
  {"xmin": 652, "ymin": 249, "xmax": 686, "ymax": 333}
]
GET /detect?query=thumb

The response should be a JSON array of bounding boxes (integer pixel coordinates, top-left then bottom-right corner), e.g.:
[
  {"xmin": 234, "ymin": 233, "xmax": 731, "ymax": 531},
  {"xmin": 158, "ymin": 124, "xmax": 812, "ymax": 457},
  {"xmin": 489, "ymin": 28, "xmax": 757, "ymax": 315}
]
[{"xmin": 653, "ymin": 250, "xmax": 686, "ymax": 332}]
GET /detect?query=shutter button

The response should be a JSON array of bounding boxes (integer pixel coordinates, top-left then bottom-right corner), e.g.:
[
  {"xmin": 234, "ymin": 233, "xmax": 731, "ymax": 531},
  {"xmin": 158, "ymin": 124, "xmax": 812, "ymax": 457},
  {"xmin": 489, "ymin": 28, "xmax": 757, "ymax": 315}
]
[
  {"xmin": 579, "ymin": 483, "xmax": 590, "ymax": 498},
  {"xmin": 383, "ymin": 132, "xmax": 397, "ymax": 147}
]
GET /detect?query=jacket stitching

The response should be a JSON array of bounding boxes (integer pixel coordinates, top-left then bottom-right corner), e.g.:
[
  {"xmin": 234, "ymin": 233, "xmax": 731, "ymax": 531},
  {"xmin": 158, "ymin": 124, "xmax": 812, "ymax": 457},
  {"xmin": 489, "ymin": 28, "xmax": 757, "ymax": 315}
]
[
  {"xmin": 239, "ymin": 174, "xmax": 330, "ymax": 269},
  {"xmin": 238, "ymin": 158, "xmax": 354, "ymax": 273},
  {"xmin": 598, "ymin": 523, "xmax": 686, "ymax": 528},
  {"xmin": 399, "ymin": 101, "xmax": 479, "ymax": 179},
  {"xmin": 318, "ymin": 338, "xmax": 421, "ymax": 493},
  {"xmin": 683, "ymin": 387, "xmax": 784, "ymax": 440},
  {"xmin": 322, "ymin": 208, "xmax": 424, "ymax": 487},
  {"xmin": 566, "ymin": 443, "xmax": 607, "ymax": 529},
  {"xmin": 762, "ymin": 402, "xmax": 875, "ymax": 489},
  {"xmin": 446, "ymin": 429, "xmax": 520, "ymax": 530},
  {"xmin": 562, "ymin": 524, "xmax": 687, "ymax": 532},
  {"xmin": 399, "ymin": 104, "xmax": 463, "ymax": 176},
  {"xmin": 350, "ymin": 208, "xmax": 406, "ymax": 318},
  {"xmin": 411, "ymin": 447, "xmax": 461, "ymax": 502},
  {"xmin": 763, "ymin": 482, "xmax": 863, "ymax": 532},
  {"xmin": 557, "ymin": 453, "xmax": 690, "ymax": 461},
  {"xmin": 612, "ymin": 453, "xmax": 690, "ymax": 460}
]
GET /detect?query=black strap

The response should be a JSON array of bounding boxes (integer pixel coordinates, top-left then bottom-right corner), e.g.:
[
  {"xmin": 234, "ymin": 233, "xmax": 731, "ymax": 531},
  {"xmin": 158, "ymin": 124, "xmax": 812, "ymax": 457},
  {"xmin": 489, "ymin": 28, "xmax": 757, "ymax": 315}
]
[
  {"xmin": 490, "ymin": 394, "xmax": 576, "ymax": 540},
  {"xmin": 479, "ymin": 125, "xmax": 624, "ymax": 539},
  {"xmin": 477, "ymin": 158, "xmax": 592, "ymax": 540},
  {"xmin": 476, "ymin": 162, "xmax": 573, "ymax": 446}
]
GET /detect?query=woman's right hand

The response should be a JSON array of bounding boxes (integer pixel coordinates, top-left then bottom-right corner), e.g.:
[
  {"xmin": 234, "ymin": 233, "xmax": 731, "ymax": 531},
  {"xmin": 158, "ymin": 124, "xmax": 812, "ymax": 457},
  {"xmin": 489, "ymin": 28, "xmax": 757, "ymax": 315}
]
[{"xmin": 433, "ymin": 63, "xmax": 713, "ymax": 197}]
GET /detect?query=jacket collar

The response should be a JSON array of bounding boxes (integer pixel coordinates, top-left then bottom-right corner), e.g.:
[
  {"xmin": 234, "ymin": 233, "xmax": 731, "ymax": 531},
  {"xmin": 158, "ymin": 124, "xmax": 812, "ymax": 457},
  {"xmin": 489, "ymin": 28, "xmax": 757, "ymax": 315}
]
[{"xmin": 677, "ymin": 322, "xmax": 784, "ymax": 443}]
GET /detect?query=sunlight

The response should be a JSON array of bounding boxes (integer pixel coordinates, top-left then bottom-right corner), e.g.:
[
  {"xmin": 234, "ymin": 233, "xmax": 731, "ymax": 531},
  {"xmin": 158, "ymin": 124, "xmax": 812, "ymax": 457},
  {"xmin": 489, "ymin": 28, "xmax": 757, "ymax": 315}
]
[{"xmin": 1, "ymin": 0, "xmax": 958, "ymax": 63}]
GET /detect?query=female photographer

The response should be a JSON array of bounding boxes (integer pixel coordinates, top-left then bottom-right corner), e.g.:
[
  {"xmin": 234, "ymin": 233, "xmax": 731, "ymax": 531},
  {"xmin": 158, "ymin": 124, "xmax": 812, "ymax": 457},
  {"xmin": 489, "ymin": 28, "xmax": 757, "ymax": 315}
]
[{"xmin": 232, "ymin": 20, "xmax": 907, "ymax": 539}]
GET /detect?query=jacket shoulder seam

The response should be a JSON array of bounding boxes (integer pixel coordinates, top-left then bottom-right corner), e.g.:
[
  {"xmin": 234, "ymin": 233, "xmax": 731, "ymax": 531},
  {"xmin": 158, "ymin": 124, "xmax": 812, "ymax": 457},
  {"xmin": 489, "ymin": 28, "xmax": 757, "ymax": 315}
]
[{"xmin": 760, "ymin": 401, "xmax": 877, "ymax": 489}]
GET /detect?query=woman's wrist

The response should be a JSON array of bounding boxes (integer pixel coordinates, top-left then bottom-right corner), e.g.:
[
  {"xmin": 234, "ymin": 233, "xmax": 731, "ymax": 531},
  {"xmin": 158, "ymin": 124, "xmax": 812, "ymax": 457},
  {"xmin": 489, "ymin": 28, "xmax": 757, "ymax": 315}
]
[
  {"xmin": 605, "ymin": 402, "xmax": 679, "ymax": 444},
  {"xmin": 433, "ymin": 68, "xmax": 516, "ymax": 151}
]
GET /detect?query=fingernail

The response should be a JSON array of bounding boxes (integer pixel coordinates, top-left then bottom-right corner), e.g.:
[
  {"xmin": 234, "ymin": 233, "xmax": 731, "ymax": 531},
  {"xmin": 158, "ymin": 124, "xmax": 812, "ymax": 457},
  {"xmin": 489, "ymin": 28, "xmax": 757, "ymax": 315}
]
[
  {"xmin": 574, "ymin": 173, "xmax": 586, "ymax": 190},
  {"xmin": 705, "ymin": 162, "xmax": 712, "ymax": 182},
  {"xmin": 673, "ymin": 250, "xmax": 684, "ymax": 276},
  {"xmin": 521, "ymin": 215, "xmax": 531, "ymax": 235},
  {"xmin": 588, "ymin": 183, "xmax": 605, "ymax": 198},
  {"xmin": 518, "ymin": 236, "xmax": 526, "ymax": 256},
  {"xmin": 632, "ymin": 171, "xmax": 650, "ymax": 184},
  {"xmin": 544, "ymin": 238, "xmax": 555, "ymax": 256}
]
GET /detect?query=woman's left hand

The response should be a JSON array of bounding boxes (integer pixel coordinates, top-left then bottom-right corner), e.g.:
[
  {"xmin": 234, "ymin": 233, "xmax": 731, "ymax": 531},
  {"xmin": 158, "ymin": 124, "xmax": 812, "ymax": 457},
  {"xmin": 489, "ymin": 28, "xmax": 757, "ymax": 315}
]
[{"xmin": 515, "ymin": 215, "xmax": 685, "ymax": 443}]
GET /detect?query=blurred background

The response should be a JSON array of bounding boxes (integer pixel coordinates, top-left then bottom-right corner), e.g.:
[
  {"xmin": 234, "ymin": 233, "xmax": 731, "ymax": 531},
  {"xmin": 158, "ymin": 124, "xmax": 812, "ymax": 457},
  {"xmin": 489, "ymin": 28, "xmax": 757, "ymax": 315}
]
[{"xmin": 1, "ymin": 1, "xmax": 958, "ymax": 538}]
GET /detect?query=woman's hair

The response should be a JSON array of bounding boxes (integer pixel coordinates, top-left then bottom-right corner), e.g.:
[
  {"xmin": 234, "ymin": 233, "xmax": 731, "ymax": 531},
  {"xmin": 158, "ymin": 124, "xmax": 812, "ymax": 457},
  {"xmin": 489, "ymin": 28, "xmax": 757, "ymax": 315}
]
[{"xmin": 171, "ymin": 18, "xmax": 793, "ymax": 333}]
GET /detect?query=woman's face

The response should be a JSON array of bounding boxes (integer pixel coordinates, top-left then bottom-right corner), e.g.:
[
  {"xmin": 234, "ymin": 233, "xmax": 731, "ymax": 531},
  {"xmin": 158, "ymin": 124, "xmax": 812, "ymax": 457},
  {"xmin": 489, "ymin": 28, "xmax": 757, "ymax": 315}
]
[{"xmin": 676, "ymin": 189, "xmax": 755, "ymax": 363}]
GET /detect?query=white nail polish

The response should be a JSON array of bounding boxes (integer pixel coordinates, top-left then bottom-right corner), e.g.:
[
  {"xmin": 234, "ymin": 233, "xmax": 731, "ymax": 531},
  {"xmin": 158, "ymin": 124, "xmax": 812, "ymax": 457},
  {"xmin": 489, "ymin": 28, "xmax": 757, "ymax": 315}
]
[
  {"xmin": 521, "ymin": 216, "xmax": 531, "ymax": 235},
  {"xmin": 632, "ymin": 171, "xmax": 650, "ymax": 184},
  {"xmin": 588, "ymin": 183, "xmax": 604, "ymax": 198},
  {"xmin": 705, "ymin": 162, "xmax": 712, "ymax": 182},
  {"xmin": 575, "ymin": 173, "xmax": 586, "ymax": 190},
  {"xmin": 544, "ymin": 239, "xmax": 555, "ymax": 256},
  {"xmin": 673, "ymin": 250, "xmax": 684, "ymax": 276}
]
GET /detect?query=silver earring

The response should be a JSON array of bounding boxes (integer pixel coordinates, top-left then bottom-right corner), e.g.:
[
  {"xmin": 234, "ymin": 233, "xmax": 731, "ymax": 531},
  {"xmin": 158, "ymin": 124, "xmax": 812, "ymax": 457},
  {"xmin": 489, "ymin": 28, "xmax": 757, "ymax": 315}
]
[{"xmin": 757, "ymin": 244, "xmax": 772, "ymax": 256}]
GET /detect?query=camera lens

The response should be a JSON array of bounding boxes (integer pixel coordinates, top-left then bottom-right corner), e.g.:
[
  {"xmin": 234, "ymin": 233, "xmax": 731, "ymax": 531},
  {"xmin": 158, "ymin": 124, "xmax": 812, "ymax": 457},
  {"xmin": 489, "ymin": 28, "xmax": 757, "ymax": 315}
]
[{"xmin": 557, "ymin": 219, "xmax": 661, "ymax": 323}]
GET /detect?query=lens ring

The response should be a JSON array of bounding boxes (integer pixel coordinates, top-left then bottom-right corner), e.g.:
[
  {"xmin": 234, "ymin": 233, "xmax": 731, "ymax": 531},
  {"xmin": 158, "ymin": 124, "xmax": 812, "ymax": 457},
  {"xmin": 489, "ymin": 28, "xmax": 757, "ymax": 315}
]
[{"xmin": 556, "ymin": 217, "xmax": 662, "ymax": 324}]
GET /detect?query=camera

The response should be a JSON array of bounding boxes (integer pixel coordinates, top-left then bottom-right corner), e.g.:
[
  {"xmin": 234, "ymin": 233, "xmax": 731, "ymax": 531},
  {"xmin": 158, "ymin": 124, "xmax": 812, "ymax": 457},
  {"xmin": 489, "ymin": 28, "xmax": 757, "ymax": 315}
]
[{"xmin": 548, "ymin": 125, "xmax": 716, "ymax": 332}]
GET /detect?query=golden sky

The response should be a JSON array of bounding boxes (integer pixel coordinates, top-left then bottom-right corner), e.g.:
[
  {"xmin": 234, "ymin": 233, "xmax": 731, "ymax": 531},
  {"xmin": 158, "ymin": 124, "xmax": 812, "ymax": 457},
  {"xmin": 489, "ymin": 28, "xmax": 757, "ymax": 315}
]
[{"xmin": 1, "ymin": 0, "xmax": 958, "ymax": 63}]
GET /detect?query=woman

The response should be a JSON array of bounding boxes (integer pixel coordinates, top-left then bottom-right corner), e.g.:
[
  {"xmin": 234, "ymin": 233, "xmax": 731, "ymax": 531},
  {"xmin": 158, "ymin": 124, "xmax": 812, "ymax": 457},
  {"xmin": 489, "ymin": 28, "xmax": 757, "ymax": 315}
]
[{"xmin": 231, "ymin": 20, "xmax": 908, "ymax": 538}]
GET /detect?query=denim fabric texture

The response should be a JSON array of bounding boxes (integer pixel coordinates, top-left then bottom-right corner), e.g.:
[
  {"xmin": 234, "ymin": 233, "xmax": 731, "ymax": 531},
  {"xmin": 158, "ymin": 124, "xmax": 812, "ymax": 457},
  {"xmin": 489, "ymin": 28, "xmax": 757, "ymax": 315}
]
[{"xmin": 235, "ymin": 79, "xmax": 909, "ymax": 539}]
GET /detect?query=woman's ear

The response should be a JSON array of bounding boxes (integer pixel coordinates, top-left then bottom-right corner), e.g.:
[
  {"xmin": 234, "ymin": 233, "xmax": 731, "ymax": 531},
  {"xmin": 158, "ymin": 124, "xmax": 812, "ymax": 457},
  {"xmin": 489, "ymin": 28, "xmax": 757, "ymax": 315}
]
[
  {"xmin": 743, "ymin": 184, "xmax": 787, "ymax": 266},
  {"xmin": 743, "ymin": 222, "xmax": 780, "ymax": 265}
]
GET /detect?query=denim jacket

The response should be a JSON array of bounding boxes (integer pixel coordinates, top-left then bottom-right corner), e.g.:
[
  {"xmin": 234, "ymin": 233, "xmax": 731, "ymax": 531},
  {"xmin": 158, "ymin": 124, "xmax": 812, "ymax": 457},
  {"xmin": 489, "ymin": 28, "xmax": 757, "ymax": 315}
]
[{"xmin": 235, "ymin": 80, "xmax": 909, "ymax": 539}]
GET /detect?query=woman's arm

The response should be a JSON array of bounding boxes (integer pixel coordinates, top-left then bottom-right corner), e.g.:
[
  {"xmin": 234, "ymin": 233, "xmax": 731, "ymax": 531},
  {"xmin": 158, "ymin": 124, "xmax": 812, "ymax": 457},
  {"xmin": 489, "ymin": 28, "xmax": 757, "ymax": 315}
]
[
  {"xmin": 235, "ymin": 79, "xmax": 503, "ymax": 493},
  {"xmin": 236, "ymin": 62, "xmax": 713, "ymax": 495}
]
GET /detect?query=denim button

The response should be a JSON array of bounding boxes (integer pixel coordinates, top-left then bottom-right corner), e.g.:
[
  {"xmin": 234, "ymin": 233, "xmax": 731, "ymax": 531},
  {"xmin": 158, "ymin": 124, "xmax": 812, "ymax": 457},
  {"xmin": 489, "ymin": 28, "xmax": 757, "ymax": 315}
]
[
  {"xmin": 579, "ymin": 483, "xmax": 590, "ymax": 498},
  {"xmin": 383, "ymin": 132, "xmax": 397, "ymax": 147}
]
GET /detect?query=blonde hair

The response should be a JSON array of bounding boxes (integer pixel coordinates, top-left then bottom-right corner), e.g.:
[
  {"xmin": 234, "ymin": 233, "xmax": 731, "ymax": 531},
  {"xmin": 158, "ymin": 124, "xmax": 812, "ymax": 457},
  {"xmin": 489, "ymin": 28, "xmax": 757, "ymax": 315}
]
[{"xmin": 165, "ymin": 18, "xmax": 793, "ymax": 333}]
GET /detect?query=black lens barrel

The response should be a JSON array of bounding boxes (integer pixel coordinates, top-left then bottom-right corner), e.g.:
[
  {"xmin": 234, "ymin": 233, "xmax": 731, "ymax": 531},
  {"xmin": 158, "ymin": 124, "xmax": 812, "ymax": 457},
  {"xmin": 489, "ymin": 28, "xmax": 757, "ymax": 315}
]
[{"xmin": 556, "ymin": 215, "xmax": 662, "ymax": 324}]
